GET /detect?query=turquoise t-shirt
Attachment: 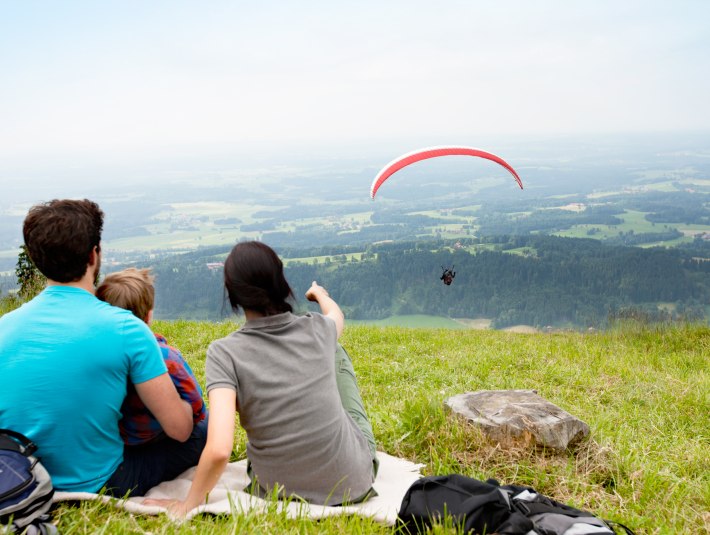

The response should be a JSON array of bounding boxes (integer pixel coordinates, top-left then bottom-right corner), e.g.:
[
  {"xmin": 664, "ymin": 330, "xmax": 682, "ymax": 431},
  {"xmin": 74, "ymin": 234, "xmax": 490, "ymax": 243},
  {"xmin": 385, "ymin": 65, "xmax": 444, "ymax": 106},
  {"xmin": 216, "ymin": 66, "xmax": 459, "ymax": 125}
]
[{"xmin": 0, "ymin": 286, "xmax": 167, "ymax": 492}]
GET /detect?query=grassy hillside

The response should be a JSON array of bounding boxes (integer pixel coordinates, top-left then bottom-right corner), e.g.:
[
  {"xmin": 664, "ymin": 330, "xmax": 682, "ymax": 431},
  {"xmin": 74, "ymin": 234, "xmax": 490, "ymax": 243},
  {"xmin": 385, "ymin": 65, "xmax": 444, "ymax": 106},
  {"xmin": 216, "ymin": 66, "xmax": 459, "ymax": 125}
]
[
  {"xmin": 52, "ymin": 321, "xmax": 709, "ymax": 533},
  {"xmin": 348, "ymin": 314, "xmax": 476, "ymax": 329}
]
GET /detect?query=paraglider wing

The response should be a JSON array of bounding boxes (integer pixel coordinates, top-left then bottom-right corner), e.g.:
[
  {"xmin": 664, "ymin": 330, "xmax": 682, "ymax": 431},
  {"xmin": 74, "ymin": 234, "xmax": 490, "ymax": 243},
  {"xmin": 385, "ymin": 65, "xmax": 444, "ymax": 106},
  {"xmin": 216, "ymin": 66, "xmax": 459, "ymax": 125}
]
[{"xmin": 370, "ymin": 146, "xmax": 523, "ymax": 199}]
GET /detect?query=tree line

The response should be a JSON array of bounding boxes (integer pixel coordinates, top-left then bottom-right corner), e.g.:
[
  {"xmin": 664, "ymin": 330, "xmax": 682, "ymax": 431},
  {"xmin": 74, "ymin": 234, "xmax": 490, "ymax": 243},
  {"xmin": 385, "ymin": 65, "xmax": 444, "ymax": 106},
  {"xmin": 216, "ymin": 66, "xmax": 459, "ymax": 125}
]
[
  {"xmin": 4, "ymin": 235, "xmax": 708, "ymax": 329},
  {"xmin": 144, "ymin": 235, "xmax": 709, "ymax": 328}
]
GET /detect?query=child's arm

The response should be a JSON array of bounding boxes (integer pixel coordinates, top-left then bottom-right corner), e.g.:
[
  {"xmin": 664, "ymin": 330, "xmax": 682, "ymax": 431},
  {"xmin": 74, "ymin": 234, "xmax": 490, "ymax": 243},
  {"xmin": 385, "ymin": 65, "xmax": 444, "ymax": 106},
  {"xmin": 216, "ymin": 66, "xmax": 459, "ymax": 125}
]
[
  {"xmin": 305, "ymin": 281, "xmax": 344, "ymax": 338},
  {"xmin": 163, "ymin": 346, "xmax": 207, "ymax": 424}
]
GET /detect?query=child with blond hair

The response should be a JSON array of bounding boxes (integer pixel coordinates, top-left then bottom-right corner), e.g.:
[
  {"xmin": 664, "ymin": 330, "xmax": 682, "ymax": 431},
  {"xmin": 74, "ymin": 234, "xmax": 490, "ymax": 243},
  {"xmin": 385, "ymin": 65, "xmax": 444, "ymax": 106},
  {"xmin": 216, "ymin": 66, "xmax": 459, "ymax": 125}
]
[{"xmin": 97, "ymin": 268, "xmax": 207, "ymax": 491}]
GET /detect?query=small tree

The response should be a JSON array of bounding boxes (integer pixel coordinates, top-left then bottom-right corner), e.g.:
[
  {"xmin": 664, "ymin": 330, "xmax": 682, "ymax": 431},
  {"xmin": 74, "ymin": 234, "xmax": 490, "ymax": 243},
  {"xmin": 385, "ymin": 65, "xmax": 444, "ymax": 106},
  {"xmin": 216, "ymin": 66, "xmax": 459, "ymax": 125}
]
[{"xmin": 16, "ymin": 245, "xmax": 46, "ymax": 301}]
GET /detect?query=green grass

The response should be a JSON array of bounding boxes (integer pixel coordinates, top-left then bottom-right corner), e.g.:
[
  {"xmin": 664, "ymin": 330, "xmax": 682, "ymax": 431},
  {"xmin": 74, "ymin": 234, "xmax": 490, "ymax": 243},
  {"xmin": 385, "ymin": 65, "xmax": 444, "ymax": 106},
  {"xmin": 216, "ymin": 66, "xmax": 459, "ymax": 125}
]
[
  {"xmin": 348, "ymin": 314, "xmax": 471, "ymax": 329},
  {"xmin": 0, "ymin": 295, "xmax": 21, "ymax": 315},
  {"xmin": 46, "ymin": 321, "xmax": 710, "ymax": 533}
]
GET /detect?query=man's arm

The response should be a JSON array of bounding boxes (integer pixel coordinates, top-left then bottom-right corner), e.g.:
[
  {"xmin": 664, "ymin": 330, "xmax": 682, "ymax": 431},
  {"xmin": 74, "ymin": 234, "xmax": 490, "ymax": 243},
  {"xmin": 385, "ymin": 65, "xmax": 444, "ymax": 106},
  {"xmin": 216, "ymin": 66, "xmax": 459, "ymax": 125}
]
[{"xmin": 135, "ymin": 373, "xmax": 193, "ymax": 442}]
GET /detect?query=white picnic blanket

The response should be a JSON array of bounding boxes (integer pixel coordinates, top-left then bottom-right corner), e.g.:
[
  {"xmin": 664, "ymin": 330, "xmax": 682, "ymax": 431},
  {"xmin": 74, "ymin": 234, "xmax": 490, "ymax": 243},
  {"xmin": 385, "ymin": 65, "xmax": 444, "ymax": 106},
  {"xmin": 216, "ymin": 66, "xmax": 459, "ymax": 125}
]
[{"xmin": 53, "ymin": 452, "xmax": 423, "ymax": 524}]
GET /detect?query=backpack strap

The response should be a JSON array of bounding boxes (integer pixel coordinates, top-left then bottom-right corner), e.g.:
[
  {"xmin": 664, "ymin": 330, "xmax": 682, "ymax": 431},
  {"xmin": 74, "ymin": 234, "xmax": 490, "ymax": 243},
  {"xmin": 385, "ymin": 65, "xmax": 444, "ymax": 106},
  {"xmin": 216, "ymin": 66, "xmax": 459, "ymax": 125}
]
[
  {"xmin": 500, "ymin": 482, "xmax": 636, "ymax": 535},
  {"xmin": 0, "ymin": 429, "xmax": 37, "ymax": 456},
  {"xmin": 511, "ymin": 501, "xmax": 637, "ymax": 535},
  {"xmin": 511, "ymin": 499, "xmax": 593, "ymax": 518}
]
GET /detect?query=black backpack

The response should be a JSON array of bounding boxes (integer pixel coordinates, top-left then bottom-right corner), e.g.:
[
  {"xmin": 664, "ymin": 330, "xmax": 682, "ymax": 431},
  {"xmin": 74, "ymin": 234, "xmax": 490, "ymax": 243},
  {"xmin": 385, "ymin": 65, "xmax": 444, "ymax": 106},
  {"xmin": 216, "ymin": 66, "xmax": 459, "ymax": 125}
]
[
  {"xmin": 0, "ymin": 429, "xmax": 56, "ymax": 534},
  {"xmin": 397, "ymin": 474, "xmax": 635, "ymax": 535}
]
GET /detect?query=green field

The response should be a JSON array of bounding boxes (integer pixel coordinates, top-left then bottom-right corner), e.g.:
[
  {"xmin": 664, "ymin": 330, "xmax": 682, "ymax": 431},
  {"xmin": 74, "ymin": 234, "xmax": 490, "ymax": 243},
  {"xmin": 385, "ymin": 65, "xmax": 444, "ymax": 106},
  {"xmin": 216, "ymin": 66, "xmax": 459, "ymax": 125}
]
[
  {"xmin": 284, "ymin": 252, "xmax": 366, "ymax": 266},
  {"xmin": 35, "ymin": 319, "xmax": 709, "ymax": 533},
  {"xmin": 76, "ymin": 183, "xmax": 710, "ymax": 254},
  {"xmin": 100, "ymin": 200, "xmax": 708, "ymax": 255},
  {"xmin": 554, "ymin": 209, "xmax": 710, "ymax": 243},
  {"xmin": 3, "ymin": 161, "xmax": 709, "ymax": 263},
  {"xmin": 349, "ymin": 314, "xmax": 472, "ymax": 329}
]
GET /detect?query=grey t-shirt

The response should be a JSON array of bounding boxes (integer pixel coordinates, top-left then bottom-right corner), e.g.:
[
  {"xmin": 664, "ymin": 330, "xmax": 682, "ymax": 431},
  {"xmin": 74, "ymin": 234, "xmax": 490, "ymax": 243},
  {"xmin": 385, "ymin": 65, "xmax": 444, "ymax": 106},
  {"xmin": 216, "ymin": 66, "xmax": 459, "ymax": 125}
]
[{"xmin": 206, "ymin": 311, "xmax": 374, "ymax": 505}]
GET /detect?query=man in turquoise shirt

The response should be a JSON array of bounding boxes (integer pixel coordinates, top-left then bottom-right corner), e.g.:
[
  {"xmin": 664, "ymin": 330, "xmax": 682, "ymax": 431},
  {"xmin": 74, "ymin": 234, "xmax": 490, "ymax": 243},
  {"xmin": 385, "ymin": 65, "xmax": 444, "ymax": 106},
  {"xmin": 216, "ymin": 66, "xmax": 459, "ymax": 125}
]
[{"xmin": 0, "ymin": 199, "xmax": 203, "ymax": 495}]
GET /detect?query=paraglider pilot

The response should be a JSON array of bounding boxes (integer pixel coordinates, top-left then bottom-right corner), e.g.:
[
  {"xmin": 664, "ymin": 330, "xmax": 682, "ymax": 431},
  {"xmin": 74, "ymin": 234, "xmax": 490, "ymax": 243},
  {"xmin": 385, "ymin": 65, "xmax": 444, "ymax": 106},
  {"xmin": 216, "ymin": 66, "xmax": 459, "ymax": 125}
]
[{"xmin": 440, "ymin": 266, "xmax": 456, "ymax": 286}]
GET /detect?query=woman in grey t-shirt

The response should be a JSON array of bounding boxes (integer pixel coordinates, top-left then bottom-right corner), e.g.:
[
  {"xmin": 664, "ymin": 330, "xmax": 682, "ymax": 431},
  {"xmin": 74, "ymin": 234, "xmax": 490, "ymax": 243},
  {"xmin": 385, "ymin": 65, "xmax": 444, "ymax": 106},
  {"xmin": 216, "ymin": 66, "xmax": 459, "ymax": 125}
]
[{"xmin": 146, "ymin": 241, "xmax": 378, "ymax": 517}]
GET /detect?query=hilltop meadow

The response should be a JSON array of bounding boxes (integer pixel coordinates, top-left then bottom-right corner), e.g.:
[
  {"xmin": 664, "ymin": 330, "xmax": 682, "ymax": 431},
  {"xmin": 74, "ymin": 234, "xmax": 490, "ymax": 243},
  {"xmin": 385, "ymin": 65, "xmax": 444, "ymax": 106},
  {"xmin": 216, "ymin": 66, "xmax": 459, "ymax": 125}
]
[{"xmin": 48, "ymin": 319, "xmax": 708, "ymax": 534}]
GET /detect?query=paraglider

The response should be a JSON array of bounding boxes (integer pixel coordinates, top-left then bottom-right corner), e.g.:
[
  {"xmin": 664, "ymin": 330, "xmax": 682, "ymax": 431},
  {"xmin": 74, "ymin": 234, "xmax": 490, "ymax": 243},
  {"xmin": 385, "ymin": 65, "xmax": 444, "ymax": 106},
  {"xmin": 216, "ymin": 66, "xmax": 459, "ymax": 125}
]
[
  {"xmin": 370, "ymin": 146, "xmax": 523, "ymax": 199},
  {"xmin": 440, "ymin": 265, "xmax": 456, "ymax": 286}
]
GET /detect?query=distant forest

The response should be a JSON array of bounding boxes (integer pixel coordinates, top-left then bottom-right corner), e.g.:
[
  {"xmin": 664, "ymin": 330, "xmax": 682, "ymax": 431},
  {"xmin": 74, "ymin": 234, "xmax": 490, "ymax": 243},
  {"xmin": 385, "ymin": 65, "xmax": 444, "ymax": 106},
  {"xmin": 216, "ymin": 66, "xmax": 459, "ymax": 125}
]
[{"xmin": 143, "ymin": 235, "xmax": 710, "ymax": 329}]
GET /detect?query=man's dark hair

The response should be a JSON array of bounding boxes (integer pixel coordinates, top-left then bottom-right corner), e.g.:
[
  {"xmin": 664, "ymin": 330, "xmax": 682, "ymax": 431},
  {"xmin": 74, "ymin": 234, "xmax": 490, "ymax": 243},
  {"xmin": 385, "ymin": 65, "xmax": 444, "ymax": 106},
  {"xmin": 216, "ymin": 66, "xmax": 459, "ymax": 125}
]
[
  {"xmin": 22, "ymin": 199, "xmax": 104, "ymax": 283},
  {"xmin": 223, "ymin": 241, "xmax": 293, "ymax": 316}
]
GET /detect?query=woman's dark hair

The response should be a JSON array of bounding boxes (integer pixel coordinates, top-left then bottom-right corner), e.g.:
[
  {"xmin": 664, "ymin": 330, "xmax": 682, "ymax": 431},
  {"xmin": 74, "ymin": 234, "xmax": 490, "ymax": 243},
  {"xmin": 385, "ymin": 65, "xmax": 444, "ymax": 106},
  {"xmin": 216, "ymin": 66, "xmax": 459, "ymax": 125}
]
[
  {"xmin": 22, "ymin": 199, "xmax": 104, "ymax": 283},
  {"xmin": 223, "ymin": 241, "xmax": 293, "ymax": 316}
]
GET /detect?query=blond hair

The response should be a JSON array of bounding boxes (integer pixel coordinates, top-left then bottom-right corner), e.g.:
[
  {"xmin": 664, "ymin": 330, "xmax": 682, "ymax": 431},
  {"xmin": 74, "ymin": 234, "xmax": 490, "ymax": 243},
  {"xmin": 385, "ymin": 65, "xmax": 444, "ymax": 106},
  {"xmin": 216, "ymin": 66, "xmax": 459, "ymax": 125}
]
[{"xmin": 96, "ymin": 268, "xmax": 155, "ymax": 322}]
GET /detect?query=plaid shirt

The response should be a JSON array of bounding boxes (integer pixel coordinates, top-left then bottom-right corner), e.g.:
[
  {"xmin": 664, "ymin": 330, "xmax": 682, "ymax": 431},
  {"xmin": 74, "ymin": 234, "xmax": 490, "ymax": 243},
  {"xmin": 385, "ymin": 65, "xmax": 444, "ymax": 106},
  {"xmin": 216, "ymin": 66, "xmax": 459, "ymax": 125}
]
[{"xmin": 119, "ymin": 333, "xmax": 207, "ymax": 445}]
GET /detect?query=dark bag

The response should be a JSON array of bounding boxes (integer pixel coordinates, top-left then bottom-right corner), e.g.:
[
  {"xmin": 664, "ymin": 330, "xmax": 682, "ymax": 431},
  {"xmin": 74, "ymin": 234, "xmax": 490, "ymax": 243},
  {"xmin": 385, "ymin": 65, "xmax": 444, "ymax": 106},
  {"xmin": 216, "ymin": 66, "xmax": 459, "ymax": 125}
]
[
  {"xmin": 397, "ymin": 474, "xmax": 533, "ymax": 534},
  {"xmin": 397, "ymin": 474, "xmax": 635, "ymax": 535},
  {"xmin": 0, "ymin": 429, "xmax": 56, "ymax": 534}
]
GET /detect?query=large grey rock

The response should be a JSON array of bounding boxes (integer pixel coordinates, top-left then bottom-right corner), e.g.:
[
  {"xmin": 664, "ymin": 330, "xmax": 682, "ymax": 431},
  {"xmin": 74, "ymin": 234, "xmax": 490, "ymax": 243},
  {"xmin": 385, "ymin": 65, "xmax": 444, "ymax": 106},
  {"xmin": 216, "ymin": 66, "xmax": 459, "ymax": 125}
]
[{"xmin": 445, "ymin": 389, "xmax": 590, "ymax": 451}]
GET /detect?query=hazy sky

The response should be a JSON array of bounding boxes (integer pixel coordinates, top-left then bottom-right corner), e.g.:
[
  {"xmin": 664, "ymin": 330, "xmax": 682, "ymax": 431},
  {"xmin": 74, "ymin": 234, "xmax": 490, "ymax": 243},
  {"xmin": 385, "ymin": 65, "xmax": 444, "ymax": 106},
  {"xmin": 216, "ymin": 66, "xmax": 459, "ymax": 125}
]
[{"xmin": 1, "ymin": 1, "xmax": 709, "ymax": 177}]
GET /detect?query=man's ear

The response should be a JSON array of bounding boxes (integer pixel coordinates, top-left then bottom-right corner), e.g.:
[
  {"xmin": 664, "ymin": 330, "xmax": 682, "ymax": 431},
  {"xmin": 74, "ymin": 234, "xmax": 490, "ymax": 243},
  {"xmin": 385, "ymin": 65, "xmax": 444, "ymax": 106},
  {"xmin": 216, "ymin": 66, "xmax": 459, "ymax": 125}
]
[
  {"xmin": 89, "ymin": 245, "xmax": 100, "ymax": 266},
  {"xmin": 146, "ymin": 309, "xmax": 154, "ymax": 326}
]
